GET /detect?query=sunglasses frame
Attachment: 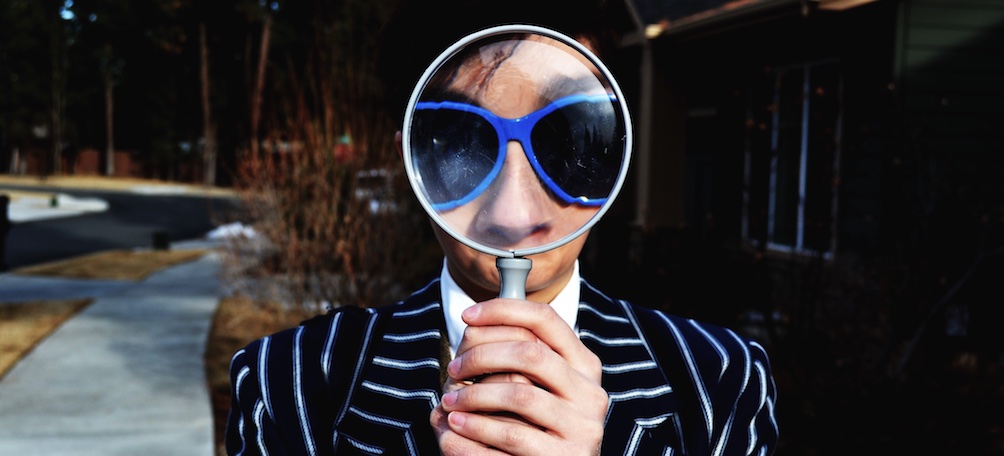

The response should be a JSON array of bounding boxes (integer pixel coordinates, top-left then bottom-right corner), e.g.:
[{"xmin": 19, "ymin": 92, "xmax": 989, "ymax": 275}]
[
  {"xmin": 414, "ymin": 93, "xmax": 619, "ymax": 211},
  {"xmin": 402, "ymin": 24, "xmax": 633, "ymax": 258}
]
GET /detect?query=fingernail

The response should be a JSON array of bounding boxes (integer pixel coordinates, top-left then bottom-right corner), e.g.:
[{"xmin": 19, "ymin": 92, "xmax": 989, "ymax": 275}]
[
  {"xmin": 448, "ymin": 357, "xmax": 461, "ymax": 377},
  {"xmin": 462, "ymin": 304, "xmax": 480, "ymax": 321},
  {"xmin": 442, "ymin": 391, "xmax": 457, "ymax": 407},
  {"xmin": 448, "ymin": 411, "xmax": 466, "ymax": 428}
]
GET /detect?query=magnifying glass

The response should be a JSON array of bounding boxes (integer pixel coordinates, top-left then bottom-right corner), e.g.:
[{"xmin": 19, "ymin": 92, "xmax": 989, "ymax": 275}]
[{"xmin": 402, "ymin": 24, "xmax": 633, "ymax": 300}]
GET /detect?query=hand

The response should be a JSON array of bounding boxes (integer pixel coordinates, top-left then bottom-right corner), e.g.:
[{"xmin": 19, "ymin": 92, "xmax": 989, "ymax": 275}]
[{"xmin": 430, "ymin": 299, "xmax": 608, "ymax": 455}]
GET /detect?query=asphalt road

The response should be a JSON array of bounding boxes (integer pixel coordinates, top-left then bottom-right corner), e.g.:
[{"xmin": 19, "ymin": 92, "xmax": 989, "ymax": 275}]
[{"xmin": 1, "ymin": 185, "xmax": 239, "ymax": 269}]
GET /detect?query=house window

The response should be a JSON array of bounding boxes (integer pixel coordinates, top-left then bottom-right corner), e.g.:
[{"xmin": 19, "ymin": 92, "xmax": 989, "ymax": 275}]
[{"xmin": 743, "ymin": 61, "xmax": 842, "ymax": 258}]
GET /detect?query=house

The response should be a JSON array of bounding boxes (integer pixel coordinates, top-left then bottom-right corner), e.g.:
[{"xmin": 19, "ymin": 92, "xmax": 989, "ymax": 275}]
[
  {"xmin": 589, "ymin": 0, "xmax": 1004, "ymax": 450},
  {"xmin": 589, "ymin": 0, "xmax": 1004, "ymax": 319}
]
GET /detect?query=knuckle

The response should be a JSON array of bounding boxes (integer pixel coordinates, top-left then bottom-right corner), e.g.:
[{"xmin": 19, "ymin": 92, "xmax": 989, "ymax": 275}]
[
  {"xmin": 429, "ymin": 407, "xmax": 446, "ymax": 428},
  {"xmin": 500, "ymin": 424, "xmax": 528, "ymax": 449},
  {"xmin": 437, "ymin": 436, "xmax": 464, "ymax": 456},
  {"xmin": 530, "ymin": 302, "xmax": 555, "ymax": 322},
  {"xmin": 590, "ymin": 385, "xmax": 609, "ymax": 405},
  {"xmin": 462, "ymin": 325, "xmax": 479, "ymax": 342},
  {"xmin": 584, "ymin": 352, "xmax": 603, "ymax": 375},
  {"xmin": 507, "ymin": 384, "xmax": 537, "ymax": 408},
  {"xmin": 575, "ymin": 419, "xmax": 605, "ymax": 447},
  {"xmin": 464, "ymin": 347, "xmax": 485, "ymax": 372},
  {"xmin": 515, "ymin": 341, "xmax": 547, "ymax": 365},
  {"xmin": 458, "ymin": 385, "xmax": 479, "ymax": 404},
  {"xmin": 587, "ymin": 389, "xmax": 610, "ymax": 418}
]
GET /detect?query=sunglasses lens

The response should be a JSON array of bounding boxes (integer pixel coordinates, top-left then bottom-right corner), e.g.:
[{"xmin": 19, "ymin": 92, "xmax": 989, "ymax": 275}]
[
  {"xmin": 411, "ymin": 109, "xmax": 500, "ymax": 206},
  {"xmin": 531, "ymin": 100, "xmax": 625, "ymax": 201}
]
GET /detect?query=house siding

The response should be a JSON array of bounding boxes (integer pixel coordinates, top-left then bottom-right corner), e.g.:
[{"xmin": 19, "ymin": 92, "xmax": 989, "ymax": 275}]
[{"xmin": 889, "ymin": 0, "xmax": 1004, "ymax": 259}]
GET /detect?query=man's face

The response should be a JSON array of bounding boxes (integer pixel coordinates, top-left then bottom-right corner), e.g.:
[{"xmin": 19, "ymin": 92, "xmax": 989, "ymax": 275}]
[{"xmin": 408, "ymin": 34, "xmax": 620, "ymax": 302}]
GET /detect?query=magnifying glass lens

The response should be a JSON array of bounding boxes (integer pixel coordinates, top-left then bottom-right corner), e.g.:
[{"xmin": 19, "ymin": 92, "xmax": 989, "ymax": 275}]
[{"xmin": 403, "ymin": 26, "xmax": 633, "ymax": 259}]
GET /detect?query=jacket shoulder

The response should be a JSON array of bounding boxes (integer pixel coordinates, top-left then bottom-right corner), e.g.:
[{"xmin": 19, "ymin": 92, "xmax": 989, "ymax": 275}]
[
  {"xmin": 630, "ymin": 304, "xmax": 772, "ymax": 380},
  {"xmin": 629, "ymin": 303, "xmax": 778, "ymax": 454}
]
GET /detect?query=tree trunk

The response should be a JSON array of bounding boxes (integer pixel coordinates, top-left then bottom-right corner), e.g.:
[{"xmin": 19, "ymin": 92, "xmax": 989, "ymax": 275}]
[
  {"xmin": 200, "ymin": 21, "xmax": 217, "ymax": 186},
  {"xmin": 50, "ymin": 13, "xmax": 63, "ymax": 175},
  {"xmin": 104, "ymin": 59, "xmax": 115, "ymax": 176},
  {"xmin": 249, "ymin": 14, "xmax": 272, "ymax": 158}
]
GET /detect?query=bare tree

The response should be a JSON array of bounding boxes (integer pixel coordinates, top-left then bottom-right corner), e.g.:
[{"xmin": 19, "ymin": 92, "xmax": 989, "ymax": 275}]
[
  {"xmin": 199, "ymin": 21, "xmax": 217, "ymax": 186},
  {"xmin": 103, "ymin": 43, "xmax": 115, "ymax": 176},
  {"xmin": 249, "ymin": 14, "xmax": 272, "ymax": 158},
  {"xmin": 48, "ymin": 3, "xmax": 65, "ymax": 175},
  {"xmin": 222, "ymin": 0, "xmax": 436, "ymax": 312}
]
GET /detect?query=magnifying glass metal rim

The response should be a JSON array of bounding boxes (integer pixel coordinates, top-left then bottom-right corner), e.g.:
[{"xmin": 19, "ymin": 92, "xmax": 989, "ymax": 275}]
[{"xmin": 402, "ymin": 23, "xmax": 633, "ymax": 258}]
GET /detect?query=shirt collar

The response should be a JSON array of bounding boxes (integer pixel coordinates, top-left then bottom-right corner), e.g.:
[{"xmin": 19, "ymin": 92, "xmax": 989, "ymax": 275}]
[{"xmin": 440, "ymin": 258, "xmax": 580, "ymax": 359}]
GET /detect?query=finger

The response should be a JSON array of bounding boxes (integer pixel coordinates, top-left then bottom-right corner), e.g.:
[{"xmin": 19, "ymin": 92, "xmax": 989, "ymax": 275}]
[
  {"xmin": 453, "ymin": 325, "xmax": 539, "ymax": 387},
  {"xmin": 463, "ymin": 300, "xmax": 602, "ymax": 379},
  {"xmin": 475, "ymin": 372, "xmax": 533, "ymax": 385},
  {"xmin": 443, "ymin": 370, "xmax": 533, "ymax": 396},
  {"xmin": 446, "ymin": 410, "xmax": 556, "ymax": 456},
  {"xmin": 443, "ymin": 343, "xmax": 535, "ymax": 392},
  {"xmin": 442, "ymin": 383, "xmax": 602, "ymax": 438},
  {"xmin": 448, "ymin": 372, "xmax": 537, "ymax": 428},
  {"xmin": 457, "ymin": 324, "xmax": 537, "ymax": 357},
  {"xmin": 431, "ymin": 404, "xmax": 509, "ymax": 456},
  {"xmin": 449, "ymin": 340, "xmax": 589, "ymax": 398}
]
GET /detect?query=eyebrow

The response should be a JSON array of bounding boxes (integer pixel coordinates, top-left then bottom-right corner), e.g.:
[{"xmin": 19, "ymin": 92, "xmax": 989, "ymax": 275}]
[
  {"xmin": 538, "ymin": 74, "xmax": 608, "ymax": 102},
  {"xmin": 422, "ymin": 75, "xmax": 605, "ymax": 110},
  {"xmin": 420, "ymin": 88, "xmax": 478, "ymax": 105},
  {"xmin": 417, "ymin": 66, "xmax": 612, "ymax": 124}
]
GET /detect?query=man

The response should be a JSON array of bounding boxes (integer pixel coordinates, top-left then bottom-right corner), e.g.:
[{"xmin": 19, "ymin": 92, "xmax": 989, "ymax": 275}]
[{"xmin": 226, "ymin": 1, "xmax": 778, "ymax": 455}]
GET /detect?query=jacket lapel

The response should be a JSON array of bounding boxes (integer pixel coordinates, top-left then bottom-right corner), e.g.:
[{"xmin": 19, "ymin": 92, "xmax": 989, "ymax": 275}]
[
  {"xmin": 335, "ymin": 281, "xmax": 445, "ymax": 455},
  {"xmin": 577, "ymin": 280, "xmax": 684, "ymax": 455}
]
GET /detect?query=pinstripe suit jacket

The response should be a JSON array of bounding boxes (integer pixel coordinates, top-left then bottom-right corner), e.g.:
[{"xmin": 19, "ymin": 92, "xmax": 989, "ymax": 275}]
[{"xmin": 226, "ymin": 278, "xmax": 778, "ymax": 455}]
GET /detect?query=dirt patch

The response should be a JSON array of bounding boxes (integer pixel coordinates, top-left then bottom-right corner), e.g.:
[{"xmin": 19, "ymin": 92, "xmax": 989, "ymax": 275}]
[
  {"xmin": 204, "ymin": 296, "xmax": 309, "ymax": 455},
  {"xmin": 0, "ymin": 299, "xmax": 93, "ymax": 380},
  {"xmin": 12, "ymin": 249, "xmax": 210, "ymax": 281}
]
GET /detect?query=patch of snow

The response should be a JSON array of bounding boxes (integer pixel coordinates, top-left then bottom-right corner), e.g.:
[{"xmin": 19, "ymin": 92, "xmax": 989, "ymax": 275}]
[{"xmin": 207, "ymin": 222, "xmax": 259, "ymax": 240}]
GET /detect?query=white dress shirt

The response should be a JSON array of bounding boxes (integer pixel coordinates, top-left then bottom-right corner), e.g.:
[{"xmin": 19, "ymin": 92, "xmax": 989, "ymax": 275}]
[{"xmin": 440, "ymin": 258, "xmax": 580, "ymax": 359}]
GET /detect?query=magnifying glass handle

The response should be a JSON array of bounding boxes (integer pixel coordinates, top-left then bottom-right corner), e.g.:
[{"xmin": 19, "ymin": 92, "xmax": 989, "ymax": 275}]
[{"xmin": 497, "ymin": 257, "xmax": 532, "ymax": 300}]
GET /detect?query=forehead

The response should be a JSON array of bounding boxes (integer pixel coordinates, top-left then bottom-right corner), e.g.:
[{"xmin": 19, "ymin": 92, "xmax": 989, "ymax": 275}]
[{"xmin": 427, "ymin": 34, "xmax": 609, "ymax": 113}]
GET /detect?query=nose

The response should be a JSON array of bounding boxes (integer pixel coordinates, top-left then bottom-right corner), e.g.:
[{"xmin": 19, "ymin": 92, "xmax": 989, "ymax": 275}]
[{"xmin": 470, "ymin": 141, "xmax": 556, "ymax": 247}]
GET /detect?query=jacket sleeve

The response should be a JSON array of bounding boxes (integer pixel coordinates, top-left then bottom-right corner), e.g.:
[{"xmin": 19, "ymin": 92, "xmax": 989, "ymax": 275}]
[
  {"xmin": 224, "ymin": 308, "xmax": 373, "ymax": 456},
  {"xmin": 225, "ymin": 340, "xmax": 289, "ymax": 455},
  {"xmin": 712, "ymin": 335, "xmax": 778, "ymax": 456},
  {"xmin": 741, "ymin": 339, "xmax": 778, "ymax": 456}
]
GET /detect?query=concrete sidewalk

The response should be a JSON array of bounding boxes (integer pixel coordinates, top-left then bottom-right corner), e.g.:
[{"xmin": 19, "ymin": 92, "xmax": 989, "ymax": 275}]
[{"xmin": 0, "ymin": 244, "xmax": 222, "ymax": 456}]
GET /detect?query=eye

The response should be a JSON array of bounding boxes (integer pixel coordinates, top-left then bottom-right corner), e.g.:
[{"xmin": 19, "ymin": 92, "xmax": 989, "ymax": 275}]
[{"xmin": 411, "ymin": 109, "xmax": 501, "ymax": 205}]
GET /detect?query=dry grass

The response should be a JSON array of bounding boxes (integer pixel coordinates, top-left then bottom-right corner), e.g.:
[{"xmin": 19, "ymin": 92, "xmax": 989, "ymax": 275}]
[
  {"xmin": 0, "ymin": 174, "xmax": 235, "ymax": 197},
  {"xmin": 0, "ymin": 299, "xmax": 93, "ymax": 380},
  {"xmin": 13, "ymin": 249, "xmax": 210, "ymax": 281},
  {"xmin": 204, "ymin": 295, "xmax": 310, "ymax": 456}
]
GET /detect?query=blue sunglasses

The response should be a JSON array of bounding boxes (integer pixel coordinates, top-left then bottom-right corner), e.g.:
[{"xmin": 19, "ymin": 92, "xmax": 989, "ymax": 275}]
[{"xmin": 411, "ymin": 93, "xmax": 626, "ymax": 211}]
